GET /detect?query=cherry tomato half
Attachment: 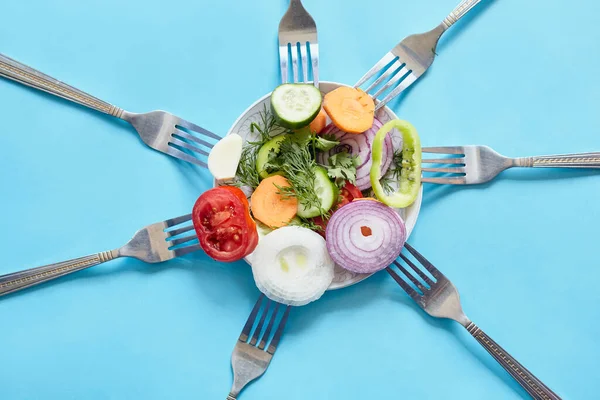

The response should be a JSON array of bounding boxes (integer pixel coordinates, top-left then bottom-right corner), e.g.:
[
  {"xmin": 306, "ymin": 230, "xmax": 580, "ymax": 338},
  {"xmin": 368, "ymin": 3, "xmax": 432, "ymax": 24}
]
[
  {"xmin": 192, "ymin": 187, "xmax": 258, "ymax": 262},
  {"xmin": 311, "ymin": 182, "xmax": 363, "ymax": 238},
  {"xmin": 337, "ymin": 182, "xmax": 363, "ymax": 209},
  {"xmin": 311, "ymin": 215, "xmax": 328, "ymax": 238}
]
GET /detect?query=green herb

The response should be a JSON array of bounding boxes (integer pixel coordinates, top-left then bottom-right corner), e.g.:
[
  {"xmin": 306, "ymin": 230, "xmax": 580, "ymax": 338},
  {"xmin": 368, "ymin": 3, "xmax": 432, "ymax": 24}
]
[
  {"xmin": 379, "ymin": 148, "xmax": 404, "ymax": 194},
  {"xmin": 272, "ymin": 136, "xmax": 324, "ymax": 214},
  {"xmin": 290, "ymin": 128, "xmax": 312, "ymax": 146},
  {"xmin": 263, "ymin": 147, "xmax": 284, "ymax": 172},
  {"xmin": 248, "ymin": 104, "xmax": 281, "ymax": 146},
  {"xmin": 379, "ymin": 175, "xmax": 396, "ymax": 195},
  {"xmin": 314, "ymin": 134, "xmax": 339, "ymax": 151},
  {"xmin": 326, "ymin": 151, "xmax": 359, "ymax": 187},
  {"xmin": 235, "ymin": 146, "xmax": 261, "ymax": 189},
  {"xmin": 289, "ymin": 216, "xmax": 324, "ymax": 232},
  {"xmin": 236, "ymin": 106, "xmax": 285, "ymax": 189}
]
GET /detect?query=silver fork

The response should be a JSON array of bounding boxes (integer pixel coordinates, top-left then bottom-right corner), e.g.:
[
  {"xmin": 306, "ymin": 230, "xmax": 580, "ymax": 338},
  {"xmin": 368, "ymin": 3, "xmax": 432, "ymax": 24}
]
[
  {"xmin": 0, "ymin": 214, "xmax": 200, "ymax": 297},
  {"xmin": 278, "ymin": 0, "xmax": 319, "ymax": 86},
  {"xmin": 387, "ymin": 243, "xmax": 561, "ymax": 400},
  {"xmin": 355, "ymin": 0, "xmax": 482, "ymax": 110},
  {"xmin": 0, "ymin": 53, "xmax": 221, "ymax": 168},
  {"xmin": 422, "ymin": 145, "xmax": 600, "ymax": 185},
  {"xmin": 228, "ymin": 294, "xmax": 291, "ymax": 400}
]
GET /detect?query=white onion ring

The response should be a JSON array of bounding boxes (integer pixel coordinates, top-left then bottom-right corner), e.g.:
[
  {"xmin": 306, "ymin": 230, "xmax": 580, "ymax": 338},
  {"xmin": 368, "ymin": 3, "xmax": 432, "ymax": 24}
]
[
  {"xmin": 251, "ymin": 226, "xmax": 335, "ymax": 306},
  {"xmin": 318, "ymin": 117, "xmax": 393, "ymax": 190},
  {"xmin": 325, "ymin": 200, "xmax": 406, "ymax": 274}
]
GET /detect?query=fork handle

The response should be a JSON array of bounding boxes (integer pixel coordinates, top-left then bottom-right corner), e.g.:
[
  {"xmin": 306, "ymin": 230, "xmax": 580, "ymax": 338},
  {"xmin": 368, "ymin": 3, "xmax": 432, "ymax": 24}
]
[
  {"xmin": 0, "ymin": 251, "xmax": 118, "ymax": 297},
  {"xmin": 465, "ymin": 322, "xmax": 561, "ymax": 400},
  {"xmin": 0, "ymin": 53, "xmax": 125, "ymax": 118},
  {"xmin": 514, "ymin": 153, "xmax": 600, "ymax": 168},
  {"xmin": 442, "ymin": 0, "xmax": 481, "ymax": 29}
]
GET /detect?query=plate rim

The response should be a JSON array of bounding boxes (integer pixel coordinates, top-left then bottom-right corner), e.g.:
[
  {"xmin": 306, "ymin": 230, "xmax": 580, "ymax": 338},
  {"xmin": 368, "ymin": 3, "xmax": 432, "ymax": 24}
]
[{"xmin": 220, "ymin": 80, "xmax": 423, "ymax": 290}]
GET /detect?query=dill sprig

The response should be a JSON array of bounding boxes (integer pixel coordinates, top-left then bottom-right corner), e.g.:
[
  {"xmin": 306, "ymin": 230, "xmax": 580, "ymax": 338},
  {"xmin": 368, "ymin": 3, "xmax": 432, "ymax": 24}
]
[
  {"xmin": 248, "ymin": 104, "xmax": 280, "ymax": 146},
  {"xmin": 275, "ymin": 136, "xmax": 324, "ymax": 215},
  {"xmin": 289, "ymin": 216, "xmax": 325, "ymax": 232},
  {"xmin": 235, "ymin": 106, "xmax": 284, "ymax": 189},
  {"xmin": 379, "ymin": 148, "xmax": 404, "ymax": 194},
  {"xmin": 235, "ymin": 145, "xmax": 261, "ymax": 188}
]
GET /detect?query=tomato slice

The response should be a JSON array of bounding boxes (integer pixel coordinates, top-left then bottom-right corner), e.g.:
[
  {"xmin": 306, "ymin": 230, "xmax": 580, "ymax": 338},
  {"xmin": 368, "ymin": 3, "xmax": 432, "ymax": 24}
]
[
  {"xmin": 220, "ymin": 186, "xmax": 250, "ymax": 209},
  {"xmin": 221, "ymin": 186, "xmax": 259, "ymax": 257},
  {"xmin": 192, "ymin": 187, "xmax": 258, "ymax": 262}
]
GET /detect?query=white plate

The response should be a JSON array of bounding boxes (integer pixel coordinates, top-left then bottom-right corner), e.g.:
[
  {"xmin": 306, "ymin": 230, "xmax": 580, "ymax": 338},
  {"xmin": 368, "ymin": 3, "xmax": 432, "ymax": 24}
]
[{"xmin": 221, "ymin": 81, "xmax": 423, "ymax": 290}]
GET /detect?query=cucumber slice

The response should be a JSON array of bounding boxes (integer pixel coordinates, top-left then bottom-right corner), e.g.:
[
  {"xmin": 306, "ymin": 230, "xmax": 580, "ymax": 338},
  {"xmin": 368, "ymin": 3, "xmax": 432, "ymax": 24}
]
[
  {"xmin": 256, "ymin": 135, "xmax": 286, "ymax": 179},
  {"xmin": 271, "ymin": 84, "xmax": 322, "ymax": 130},
  {"xmin": 296, "ymin": 166, "xmax": 337, "ymax": 218}
]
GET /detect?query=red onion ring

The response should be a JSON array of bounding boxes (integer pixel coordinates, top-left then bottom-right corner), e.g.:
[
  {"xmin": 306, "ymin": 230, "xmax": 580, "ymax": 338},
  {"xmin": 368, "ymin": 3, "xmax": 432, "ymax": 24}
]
[
  {"xmin": 317, "ymin": 117, "xmax": 393, "ymax": 190},
  {"xmin": 325, "ymin": 200, "xmax": 406, "ymax": 274}
]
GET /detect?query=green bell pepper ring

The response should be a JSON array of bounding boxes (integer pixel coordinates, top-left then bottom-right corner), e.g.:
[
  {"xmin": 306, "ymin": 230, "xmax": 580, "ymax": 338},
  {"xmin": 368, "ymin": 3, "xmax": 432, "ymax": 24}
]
[{"xmin": 370, "ymin": 119, "xmax": 422, "ymax": 208}]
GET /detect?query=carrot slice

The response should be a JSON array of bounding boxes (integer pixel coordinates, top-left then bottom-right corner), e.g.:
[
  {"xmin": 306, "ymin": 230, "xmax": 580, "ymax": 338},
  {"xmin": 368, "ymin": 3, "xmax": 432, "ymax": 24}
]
[
  {"xmin": 251, "ymin": 175, "xmax": 298, "ymax": 228},
  {"xmin": 323, "ymin": 87, "xmax": 375, "ymax": 134},
  {"xmin": 309, "ymin": 108, "xmax": 328, "ymax": 134}
]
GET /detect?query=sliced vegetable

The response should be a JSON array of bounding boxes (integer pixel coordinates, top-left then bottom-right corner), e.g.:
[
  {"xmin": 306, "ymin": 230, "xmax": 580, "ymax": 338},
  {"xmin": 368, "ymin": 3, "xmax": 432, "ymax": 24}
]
[
  {"xmin": 256, "ymin": 135, "xmax": 286, "ymax": 179},
  {"xmin": 251, "ymin": 226, "xmax": 335, "ymax": 306},
  {"xmin": 220, "ymin": 185, "xmax": 251, "ymax": 211},
  {"xmin": 337, "ymin": 182, "xmax": 363, "ymax": 208},
  {"xmin": 251, "ymin": 175, "xmax": 298, "ymax": 228},
  {"xmin": 326, "ymin": 199, "xmax": 406, "ymax": 274},
  {"xmin": 309, "ymin": 108, "xmax": 328, "ymax": 134},
  {"xmin": 244, "ymin": 221, "xmax": 273, "ymax": 265},
  {"xmin": 323, "ymin": 86, "xmax": 375, "ymax": 134},
  {"xmin": 296, "ymin": 166, "xmax": 338, "ymax": 218},
  {"xmin": 310, "ymin": 182, "xmax": 363, "ymax": 237},
  {"xmin": 268, "ymin": 137, "xmax": 325, "ymax": 217},
  {"xmin": 310, "ymin": 215, "xmax": 327, "ymax": 238},
  {"xmin": 208, "ymin": 134, "xmax": 243, "ymax": 180},
  {"xmin": 192, "ymin": 186, "xmax": 258, "ymax": 262},
  {"xmin": 370, "ymin": 120, "xmax": 422, "ymax": 208},
  {"xmin": 271, "ymin": 83, "xmax": 322, "ymax": 130},
  {"xmin": 317, "ymin": 117, "xmax": 393, "ymax": 190}
]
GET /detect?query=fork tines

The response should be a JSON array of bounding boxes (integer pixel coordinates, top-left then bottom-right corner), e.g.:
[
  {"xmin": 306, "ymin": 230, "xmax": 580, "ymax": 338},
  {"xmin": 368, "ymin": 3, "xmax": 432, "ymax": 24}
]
[
  {"xmin": 164, "ymin": 214, "xmax": 200, "ymax": 256},
  {"xmin": 386, "ymin": 243, "xmax": 444, "ymax": 300},
  {"xmin": 166, "ymin": 118, "xmax": 222, "ymax": 168},
  {"xmin": 279, "ymin": 41, "xmax": 319, "ymax": 85},
  {"xmin": 278, "ymin": 0, "xmax": 319, "ymax": 86},
  {"xmin": 421, "ymin": 146, "xmax": 467, "ymax": 185},
  {"xmin": 354, "ymin": 52, "xmax": 417, "ymax": 111},
  {"xmin": 240, "ymin": 295, "xmax": 291, "ymax": 355}
]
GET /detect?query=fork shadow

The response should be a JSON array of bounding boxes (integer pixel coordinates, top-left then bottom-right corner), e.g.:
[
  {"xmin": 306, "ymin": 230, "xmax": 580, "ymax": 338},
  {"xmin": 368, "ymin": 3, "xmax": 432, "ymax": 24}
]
[
  {"xmin": 167, "ymin": 155, "xmax": 214, "ymax": 195},
  {"xmin": 370, "ymin": 0, "xmax": 500, "ymax": 113},
  {"xmin": 385, "ymin": 79, "xmax": 420, "ymax": 112},
  {"xmin": 285, "ymin": 271, "xmax": 391, "ymax": 335},
  {"xmin": 421, "ymin": 167, "xmax": 600, "ymax": 209},
  {"xmin": 0, "ymin": 251, "xmax": 258, "ymax": 306},
  {"xmin": 385, "ymin": 289, "xmax": 531, "ymax": 399},
  {"xmin": 2, "ymin": 78, "xmax": 136, "ymax": 139},
  {"xmin": 436, "ymin": 0, "xmax": 500, "ymax": 54}
]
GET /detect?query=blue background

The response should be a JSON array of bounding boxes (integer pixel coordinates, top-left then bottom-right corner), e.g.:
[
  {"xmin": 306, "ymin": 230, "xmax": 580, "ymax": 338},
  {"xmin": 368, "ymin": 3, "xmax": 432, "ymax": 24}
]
[{"xmin": 1, "ymin": 0, "xmax": 599, "ymax": 398}]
